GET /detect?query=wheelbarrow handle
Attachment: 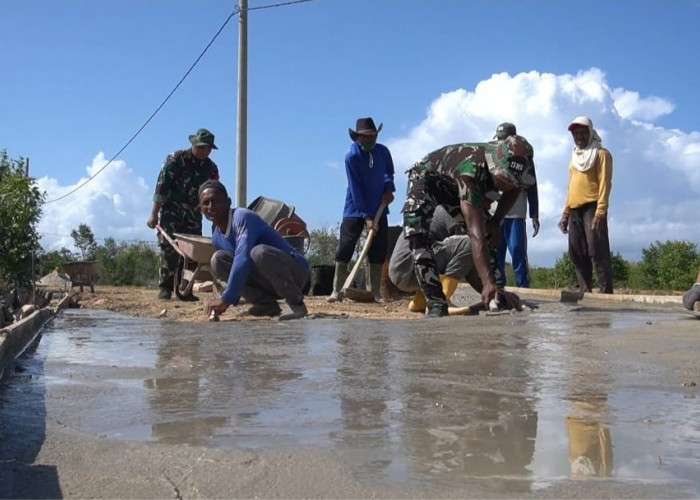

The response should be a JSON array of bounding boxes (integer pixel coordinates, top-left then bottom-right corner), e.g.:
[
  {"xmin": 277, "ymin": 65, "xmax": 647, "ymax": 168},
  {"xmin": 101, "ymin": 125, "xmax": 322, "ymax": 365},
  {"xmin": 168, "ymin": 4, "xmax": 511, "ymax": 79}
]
[{"xmin": 155, "ymin": 224, "xmax": 186, "ymax": 258}]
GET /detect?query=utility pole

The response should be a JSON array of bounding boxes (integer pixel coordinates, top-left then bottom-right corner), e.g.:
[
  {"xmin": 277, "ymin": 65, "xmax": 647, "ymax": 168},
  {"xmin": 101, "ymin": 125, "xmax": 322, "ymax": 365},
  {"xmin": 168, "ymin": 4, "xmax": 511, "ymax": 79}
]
[{"xmin": 236, "ymin": 0, "xmax": 248, "ymax": 208}]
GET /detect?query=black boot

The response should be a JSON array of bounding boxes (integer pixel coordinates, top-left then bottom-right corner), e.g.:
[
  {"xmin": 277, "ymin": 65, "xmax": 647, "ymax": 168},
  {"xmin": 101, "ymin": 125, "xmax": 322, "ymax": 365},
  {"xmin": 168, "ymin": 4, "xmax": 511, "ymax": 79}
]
[{"xmin": 425, "ymin": 301, "xmax": 448, "ymax": 317}]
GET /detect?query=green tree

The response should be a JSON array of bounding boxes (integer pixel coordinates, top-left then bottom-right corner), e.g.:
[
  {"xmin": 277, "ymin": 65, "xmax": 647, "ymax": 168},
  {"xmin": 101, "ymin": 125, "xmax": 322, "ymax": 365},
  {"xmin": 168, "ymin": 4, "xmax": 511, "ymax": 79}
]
[
  {"xmin": 0, "ymin": 150, "xmax": 45, "ymax": 289},
  {"xmin": 640, "ymin": 240, "xmax": 699, "ymax": 291},
  {"xmin": 551, "ymin": 252, "xmax": 577, "ymax": 289},
  {"xmin": 71, "ymin": 223, "xmax": 98, "ymax": 259},
  {"xmin": 626, "ymin": 261, "xmax": 648, "ymax": 292},
  {"xmin": 530, "ymin": 266, "xmax": 555, "ymax": 289},
  {"xmin": 92, "ymin": 238, "xmax": 159, "ymax": 286},
  {"xmin": 305, "ymin": 226, "xmax": 339, "ymax": 267},
  {"xmin": 610, "ymin": 252, "xmax": 630, "ymax": 290},
  {"xmin": 37, "ymin": 247, "xmax": 76, "ymax": 277}
]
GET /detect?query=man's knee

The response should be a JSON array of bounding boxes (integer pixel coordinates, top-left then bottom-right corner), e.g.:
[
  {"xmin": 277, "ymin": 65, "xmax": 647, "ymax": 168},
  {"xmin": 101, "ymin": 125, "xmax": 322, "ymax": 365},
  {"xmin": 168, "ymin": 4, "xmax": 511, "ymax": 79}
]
[
  {"xmin": 250, "ymin": 245, "xmax": 268, "ymax": 264},
  {"xmin": 210, "ymin": 250, "xmax": 234, "ymax": 280}
]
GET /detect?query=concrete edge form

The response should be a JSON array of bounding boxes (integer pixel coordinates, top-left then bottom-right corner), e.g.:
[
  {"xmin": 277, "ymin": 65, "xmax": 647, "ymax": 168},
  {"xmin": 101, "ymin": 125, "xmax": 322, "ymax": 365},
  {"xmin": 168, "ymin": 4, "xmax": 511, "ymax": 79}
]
[
  {"xmin": 505, "ymin": 286, "xmax": 682, "ymax": 305},
  {"xmin": 0, "ymin": 293, "xmax": 75, "ymax": 380}
]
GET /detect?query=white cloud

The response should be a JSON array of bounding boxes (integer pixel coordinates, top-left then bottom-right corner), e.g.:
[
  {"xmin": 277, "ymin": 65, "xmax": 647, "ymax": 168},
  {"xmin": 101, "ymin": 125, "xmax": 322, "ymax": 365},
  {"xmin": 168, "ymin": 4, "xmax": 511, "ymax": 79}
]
[
  {"xmin": 612, "ymin": 88, "xmax": 675, "ymax": 121},
  {"xmin": 36, "ymin": 68, "xmax": 700, "ymax": 268},
  {"xmin": 385, "ymin": 68, "xmax": 700, "ymax": 266},
  {"xmin": 37, "ymin": 152, "xmax": 155, "ymax": 253}
]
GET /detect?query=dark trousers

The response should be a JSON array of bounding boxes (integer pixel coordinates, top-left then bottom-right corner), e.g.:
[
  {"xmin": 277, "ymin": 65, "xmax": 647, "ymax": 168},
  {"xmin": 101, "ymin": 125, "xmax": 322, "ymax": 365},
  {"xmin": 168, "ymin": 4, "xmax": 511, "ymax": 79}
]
[
  {"xmin": 568, "ymin": 202, "xmax": 613, "ymax": 293},
  {"xmin": 211, "ymin": 246, "xmax": 309, "ymax": 306},
  {"xmin": 335, "ymin": 215, "xmax": 388, "ymax": 264}
]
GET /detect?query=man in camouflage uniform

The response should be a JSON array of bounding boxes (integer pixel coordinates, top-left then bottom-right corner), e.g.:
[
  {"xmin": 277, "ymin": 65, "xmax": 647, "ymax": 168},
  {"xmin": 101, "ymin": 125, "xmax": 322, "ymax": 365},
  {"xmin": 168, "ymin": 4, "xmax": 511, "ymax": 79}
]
[
  {"xmin": 402, "ymin": 135, "xmax": 536, "ymax": 317},
  {"xmin": 147, "ymin": 128, "xmax": 220, "ymax": 300}
]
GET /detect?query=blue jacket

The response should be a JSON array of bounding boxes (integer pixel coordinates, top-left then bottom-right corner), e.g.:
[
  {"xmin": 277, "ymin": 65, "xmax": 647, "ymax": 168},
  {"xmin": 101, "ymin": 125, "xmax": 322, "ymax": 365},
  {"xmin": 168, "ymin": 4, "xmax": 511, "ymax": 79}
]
[
  {"xmin": 343, "ymin": 142, "xmax": 395, "ymax": 219},
  {"xmin": 212, "ymin": 208, "xmax": 308, "ymax": 305}
]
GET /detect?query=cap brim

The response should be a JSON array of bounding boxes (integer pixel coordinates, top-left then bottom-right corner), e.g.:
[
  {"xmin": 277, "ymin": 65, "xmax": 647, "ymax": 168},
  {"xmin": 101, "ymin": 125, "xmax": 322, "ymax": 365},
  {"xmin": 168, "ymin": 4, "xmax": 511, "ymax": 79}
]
[
  {"xmin": 192, "ymin": 142, "xmax": 217, "ymax": 149},
  {"xmin": 568, "ymin": 119, "xmax": 590, "ymax": 131}
]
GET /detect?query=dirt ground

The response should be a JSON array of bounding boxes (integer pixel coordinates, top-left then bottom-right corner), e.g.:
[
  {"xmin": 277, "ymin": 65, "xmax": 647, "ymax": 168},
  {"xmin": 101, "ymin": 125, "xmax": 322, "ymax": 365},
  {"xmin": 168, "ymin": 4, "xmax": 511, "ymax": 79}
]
[{"xmin": 74, "ymin": 285, "xmax": 439, "ymax": 322}]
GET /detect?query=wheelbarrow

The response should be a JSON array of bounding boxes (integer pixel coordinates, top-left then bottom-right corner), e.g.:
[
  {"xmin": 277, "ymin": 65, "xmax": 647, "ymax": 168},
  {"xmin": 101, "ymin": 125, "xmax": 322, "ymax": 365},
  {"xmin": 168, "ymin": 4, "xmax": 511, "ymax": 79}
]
[
  {"xmin": 62, "ymin": 260, "xmax": 99, "ymax": 293},
  {"xmin": 156, "ymin": 225, "xmax": 215, "ymax": 300}
]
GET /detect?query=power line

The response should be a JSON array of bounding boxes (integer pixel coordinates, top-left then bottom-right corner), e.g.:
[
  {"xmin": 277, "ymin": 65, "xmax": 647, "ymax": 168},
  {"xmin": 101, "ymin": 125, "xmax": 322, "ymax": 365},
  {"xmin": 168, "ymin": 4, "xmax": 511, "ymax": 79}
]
[
  {"xmin": 249, "ymin": 0, "xmax": 312, "ymax": 11},
  {"xmin": 45, "ymin": 6, "xmax": 240, "ymax": 204},
  {"xmin": 45, "ymin": 0, "xmax": 313, "ymax": 205}
]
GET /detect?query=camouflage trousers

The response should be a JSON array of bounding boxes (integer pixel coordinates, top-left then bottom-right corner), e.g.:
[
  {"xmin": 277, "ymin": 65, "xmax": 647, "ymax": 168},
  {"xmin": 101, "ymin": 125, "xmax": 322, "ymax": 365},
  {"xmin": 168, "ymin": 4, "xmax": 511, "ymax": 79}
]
[
  {"xmin": 401, "ymin": 168, "xmax": 461, "ymax": 308},
  {"xmin": 157, "ymin": 216, "xmax": 202, "ymax": 291}
]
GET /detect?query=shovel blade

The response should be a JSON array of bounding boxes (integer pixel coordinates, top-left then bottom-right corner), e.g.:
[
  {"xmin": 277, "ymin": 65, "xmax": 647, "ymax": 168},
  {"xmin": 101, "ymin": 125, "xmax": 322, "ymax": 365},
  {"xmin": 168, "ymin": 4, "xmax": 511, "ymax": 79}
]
[{"xmin": 343, "ymin": 287, "xmax": 375, "ymax": 302}]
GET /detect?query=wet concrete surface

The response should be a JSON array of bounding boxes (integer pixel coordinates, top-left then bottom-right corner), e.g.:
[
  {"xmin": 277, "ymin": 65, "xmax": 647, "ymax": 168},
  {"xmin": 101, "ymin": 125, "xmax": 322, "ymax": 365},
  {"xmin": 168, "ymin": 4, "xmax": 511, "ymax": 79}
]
[{"xmin": 1, "ymin": 297, "xmax": 699, "ymax": 498}]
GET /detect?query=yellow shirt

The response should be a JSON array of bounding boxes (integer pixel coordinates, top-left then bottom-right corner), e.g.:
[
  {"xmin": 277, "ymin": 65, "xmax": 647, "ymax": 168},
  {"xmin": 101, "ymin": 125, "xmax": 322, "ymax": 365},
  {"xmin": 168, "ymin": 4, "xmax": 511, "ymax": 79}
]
[{"xmin": 563, "ymin": 148, "xmax": 613, "ymax": 217}]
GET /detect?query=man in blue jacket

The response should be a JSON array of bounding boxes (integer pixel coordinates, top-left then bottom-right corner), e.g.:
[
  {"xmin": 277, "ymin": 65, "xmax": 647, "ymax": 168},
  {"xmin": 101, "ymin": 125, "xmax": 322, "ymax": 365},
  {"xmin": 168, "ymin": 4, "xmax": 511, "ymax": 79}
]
[
  {"xmin": 328, "ymin": 117, "xmax": 395, "ymax": 302},
  {"xmin": 199, "ymin": 180, "xmax": 310, "ymax": 321}
]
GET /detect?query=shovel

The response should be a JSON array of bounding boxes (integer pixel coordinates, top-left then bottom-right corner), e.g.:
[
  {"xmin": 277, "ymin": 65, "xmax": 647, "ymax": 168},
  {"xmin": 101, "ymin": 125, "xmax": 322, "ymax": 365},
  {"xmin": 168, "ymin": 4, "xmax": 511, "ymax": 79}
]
[
  {"xmin": 448, "ymin": 300, "xmax": 486, "ymax": 316},
  {"xmin": 341, "ymin": 201, "xmax": 388, "ymax": 302}
]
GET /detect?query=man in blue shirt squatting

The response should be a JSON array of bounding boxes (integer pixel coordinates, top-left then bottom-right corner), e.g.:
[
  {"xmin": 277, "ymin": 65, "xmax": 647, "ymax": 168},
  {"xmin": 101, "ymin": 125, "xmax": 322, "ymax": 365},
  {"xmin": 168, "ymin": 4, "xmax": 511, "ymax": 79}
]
[
  {"xmin": 328, "ymin": 117, "xmax": 396, "ymax": 303},
  {"xmin": 402, "ymin": 135, "xmax": 536, "ymax": 317},
  {"xmin": 199, "ymin": 180, "xmax": 310, "ymax": 321}
]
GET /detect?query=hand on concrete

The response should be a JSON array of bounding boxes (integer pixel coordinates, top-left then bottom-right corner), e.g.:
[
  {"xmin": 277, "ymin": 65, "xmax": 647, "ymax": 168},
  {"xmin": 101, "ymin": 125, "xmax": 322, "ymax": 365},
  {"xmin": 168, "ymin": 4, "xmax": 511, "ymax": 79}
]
[
  {"xmin": 206, "ymin": 298, "xmax": 230, "ymax": 317},
  {"xmin": 481, "ymin": 281, "xmax": 498, "ymax": 308}
]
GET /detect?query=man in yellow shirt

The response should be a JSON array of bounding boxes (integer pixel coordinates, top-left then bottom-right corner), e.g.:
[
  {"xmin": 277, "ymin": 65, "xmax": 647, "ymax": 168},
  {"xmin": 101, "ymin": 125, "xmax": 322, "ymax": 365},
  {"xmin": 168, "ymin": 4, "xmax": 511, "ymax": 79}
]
[{"xmin": 558, "ymin": 116, "xmax": 613, "ymax": 294}]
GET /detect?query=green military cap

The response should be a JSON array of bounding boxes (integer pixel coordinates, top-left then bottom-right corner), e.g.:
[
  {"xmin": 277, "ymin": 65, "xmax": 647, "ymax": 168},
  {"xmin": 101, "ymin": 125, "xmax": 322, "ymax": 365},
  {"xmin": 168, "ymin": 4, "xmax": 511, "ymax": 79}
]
[
  {"xmin": 484, "ymin": 134, "xmax": 536, "ymax": 189},
  {"xmin": 189, "ymin": 128, "xmax": 218, "ymax": 149}
]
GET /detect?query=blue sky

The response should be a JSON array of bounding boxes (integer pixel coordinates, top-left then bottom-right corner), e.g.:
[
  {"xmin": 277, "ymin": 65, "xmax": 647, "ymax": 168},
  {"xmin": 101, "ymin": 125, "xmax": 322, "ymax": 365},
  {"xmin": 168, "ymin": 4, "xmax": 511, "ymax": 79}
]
[{"xmin": 2, "ymin": 0, "xmax": 700, "ymax": 267}]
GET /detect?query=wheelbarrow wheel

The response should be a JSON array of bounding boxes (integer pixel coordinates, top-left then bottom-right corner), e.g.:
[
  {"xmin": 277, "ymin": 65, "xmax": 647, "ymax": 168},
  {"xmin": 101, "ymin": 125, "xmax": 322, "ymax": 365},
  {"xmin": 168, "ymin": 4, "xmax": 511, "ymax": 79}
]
[{"xmin": 173, "ymin": 265, "xmax": 199, "ymax": 302}]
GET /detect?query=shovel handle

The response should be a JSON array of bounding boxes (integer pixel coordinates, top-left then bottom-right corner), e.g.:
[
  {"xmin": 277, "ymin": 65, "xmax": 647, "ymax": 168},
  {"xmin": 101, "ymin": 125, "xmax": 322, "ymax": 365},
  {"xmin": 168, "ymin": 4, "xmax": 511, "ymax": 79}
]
[{"xmin": 341, "ymin": 201, "xmax": 388, "ymax": 292}]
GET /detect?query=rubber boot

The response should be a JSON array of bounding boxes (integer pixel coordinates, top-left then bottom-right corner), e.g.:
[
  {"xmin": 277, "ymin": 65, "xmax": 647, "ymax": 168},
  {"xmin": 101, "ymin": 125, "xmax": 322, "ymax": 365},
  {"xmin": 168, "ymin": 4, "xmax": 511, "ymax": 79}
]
[
  {"xmin": 440, "ymin": 274, "xmax": 459, "ymax": 307},
  {"xmin": 158, "ymin": 274, "xmax": 173, "ymax": 300},
  {"xmin": 409, "ymin": 233, "xmax": 448, "ymax": 316},
  {"xmin": 683, "ymin": 283, "xmax": 700, "ymax": 311},
  {"xmin": 278, "ymin": 302, "xmax": 308, "ymax": 321},
  {"xmin": 425, "ymin": 301, "xmax": 448, "ymax": 317},
  {"xmin": 369, "ymin": 263, "xmax": 384, "ymax": 302},
  {"xmin": 408, "ymin": 291, "xmax": 427, "ymax": 312},
  {"xmin": 327, "ymin": 262, "xmax": 348, "ymax": 303}
]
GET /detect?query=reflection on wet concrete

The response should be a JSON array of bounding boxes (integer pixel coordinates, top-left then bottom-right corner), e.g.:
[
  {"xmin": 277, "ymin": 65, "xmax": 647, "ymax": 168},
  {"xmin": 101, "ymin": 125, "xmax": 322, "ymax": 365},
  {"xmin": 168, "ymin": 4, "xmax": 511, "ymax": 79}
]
[{"xmin": 3, "ymin": 305, "xmax": 700, "ymax": 496}]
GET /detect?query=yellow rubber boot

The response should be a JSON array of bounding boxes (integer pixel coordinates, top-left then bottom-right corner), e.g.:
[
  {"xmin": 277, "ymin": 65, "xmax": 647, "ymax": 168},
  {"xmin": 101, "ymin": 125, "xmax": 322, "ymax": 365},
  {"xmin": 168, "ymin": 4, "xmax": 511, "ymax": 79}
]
[
  {"xmin": 440, "ymin": 274, "xmax": 459, "ymax": 307},
  {"xmin": 408, "ymin": 290, "xmax": 426, "ymax": 312}
]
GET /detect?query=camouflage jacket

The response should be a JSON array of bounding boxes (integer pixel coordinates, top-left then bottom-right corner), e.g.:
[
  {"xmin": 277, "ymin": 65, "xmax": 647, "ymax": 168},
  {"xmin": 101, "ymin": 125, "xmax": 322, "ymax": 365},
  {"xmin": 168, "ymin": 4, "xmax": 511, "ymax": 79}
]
[
  {"xmin": 411, "ymin": 143, "xmax": 495, "ymax": 208},
  {"xmin": 153, "ymin": 149, "xmax": 219, "ymax": 211},
  {"xmin": 153, "ymin": 149, "xmax": 219, "ymax": 233}
]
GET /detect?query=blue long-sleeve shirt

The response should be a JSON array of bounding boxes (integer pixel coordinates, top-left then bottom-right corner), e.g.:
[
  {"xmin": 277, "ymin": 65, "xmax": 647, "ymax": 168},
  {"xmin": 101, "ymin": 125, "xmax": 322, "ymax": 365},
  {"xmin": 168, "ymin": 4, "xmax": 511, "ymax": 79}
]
[
  {"xmin": 212, "ymin": 208, "xmax": 308, "ymax": 305},
  {"xmin": 343, "ymin": 142, "xmax": 395, "ymax": 219}
]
